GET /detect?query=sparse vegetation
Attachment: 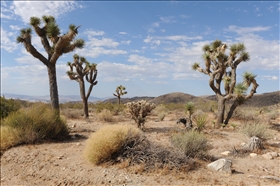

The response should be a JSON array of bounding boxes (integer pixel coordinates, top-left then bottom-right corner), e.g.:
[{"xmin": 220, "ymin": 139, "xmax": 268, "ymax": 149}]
[
  {"xmin": 239, "ymin": 120, "xmax": 272, "ymax": 141},
  {"xmin": 16, "ymin": 15, "xmax": 84, "ymax": 110},
  {"xmin": 153, "ymin": 104, "xmax": 167, "ymax": 121},
  {"xmin": 126, "ymin": 100, "xmax": 156, "ymax": 130},
  {"xmin": 98, "ymin": 109, "xmax": 114, "ymax": 122},
  {"xmin": 83, "ymin": 124, "xmax": 142, "ymax": 165},
  {"xmin": 66, "ymin": 54, "xmax": 98, "ymax": 118},
  {"xmin": 192, "ymin": 111, "xmax": 208, "ymax": 132},
  {"xmin": 113, "ymin": 85, "xmax": 128, "ymax": 105},
  {"xmin": 192, "ymin": 40, "xmax": 259, "ymax": 125},
  {"xmin": 171, "ymin": 130, "xmax": 211, "ymax": 159},
  {"xmin": 0, "ymin": 96, "xmax": 21, "ymax": 119},
  {"xmin": 1, "ymin": 103, "xmax": 69, "ymax": 152}
]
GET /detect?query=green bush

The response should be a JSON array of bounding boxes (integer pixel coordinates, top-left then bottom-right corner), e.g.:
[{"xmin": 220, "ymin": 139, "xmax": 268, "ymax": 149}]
[
  {"xmin": 83, "ymin": 124, "xmax": 142, "ymax": 165},
  {"xmin": 1, "ymin": 103, "xmax": 69, "ymax": 145},
  {"xmin": 171, "ymin": 131, "xmax": 211, "ymax": 158},
  {"xmin": 0, "ymin": 96, "xmax": 21, "ymax": 119},
  {"xmin": 192, "ymin": 111, "xmax": 208, "ymax": 132},
  {"xmin": 239, "ymin": 120, "xmax": 272, "ymax": 140}
]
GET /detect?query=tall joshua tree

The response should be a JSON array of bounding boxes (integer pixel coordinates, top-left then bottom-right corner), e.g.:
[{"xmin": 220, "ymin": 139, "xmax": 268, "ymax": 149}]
[
  {"xmin": 16, "ymin": 16, "xmax": 84, "ymax": 110},
  {"xmin": 113, "ymin": 85, "xmax": 127, "ymax": 104},
  {"xmin": 192, "ymin": 40, "xmax": 258, "ymax": 125},
  {"xmin": 66, "ymin": 54, "xmax": 98, "ymax": 118}
]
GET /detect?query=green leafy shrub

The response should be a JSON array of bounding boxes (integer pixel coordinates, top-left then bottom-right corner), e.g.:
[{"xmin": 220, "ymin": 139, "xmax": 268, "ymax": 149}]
[
  {"xmin": 192, "ymin": 111, "xmax": 208, "ymax": 132},
  {"xmin": 171, "ymin": 131, "xmax": 211, "ymax": 158},
  {"xmin": 239, "ymin": 120, "xmax": 272, "ymax": 140},
  {"xmin": 0, "ymin": 96, "xmax": 21, "ymax": 119},
  {"xmin": 83, "ymin": 124, "xmax": 142, "ymax": 165},
  {"xmin": 2, "ymin": 103, "xmax": 69, "ymax": 145}
]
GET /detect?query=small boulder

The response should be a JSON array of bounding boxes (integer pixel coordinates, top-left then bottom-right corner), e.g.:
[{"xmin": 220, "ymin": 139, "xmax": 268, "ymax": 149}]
[
  {"xmin": 207, "ymin": 158, "xmax": 232, "ymax": 174},
  {"xmin": 262, "ymin": 153, "xmax": 273, "ymax": 160},
  {"xmin": 269, "ymin": 152, "xmax": 278, "ymax": 157},
  {"xmin": 250, "ymin": 153, "xmax": 258, "ymax": 157},
  {"xmin": 221, "ymin": 151, "xmax": 231, "ymax": 156}
]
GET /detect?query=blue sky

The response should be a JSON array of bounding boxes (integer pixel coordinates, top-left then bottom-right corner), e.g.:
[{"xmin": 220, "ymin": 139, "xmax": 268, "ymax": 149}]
[{"xmin": 1, "ymin": 1, "xmax": 279, "ymax": 98}]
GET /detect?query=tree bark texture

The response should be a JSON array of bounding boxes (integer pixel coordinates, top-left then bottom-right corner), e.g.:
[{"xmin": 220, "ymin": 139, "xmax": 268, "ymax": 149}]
[
  {"xmin": 224, "ymin": 100, "xmax": 239, "ymax": 124},
  {"xmin": 79, "ymin": 80, "xmax": 89, "ymax": 118},
  {"xmin": 47, "ymin": 64, "xmax": 59, "ymax": 110},
  {"xmin": 216, "ymin": 95, "xmax": 226, "ymax": 125}
]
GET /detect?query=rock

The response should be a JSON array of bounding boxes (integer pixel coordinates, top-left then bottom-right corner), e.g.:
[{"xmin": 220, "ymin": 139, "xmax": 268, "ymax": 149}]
[
  {"xmin": 221, "ymin": 151, "xmax": 231, "ymax": 156},
  {"xmin": 269, "ymin": 152, "xmax": 278, "ymax": 157},
  {"xmin": 240, "ymin": 142, "xmax": 246, "ymax": 147},
  {"xmin": 262, "ymin": 153, "xmax": 273, "ymax": 160},
  {"xmin": 207, "ymin": 158, "xmax": 232, "ymax": 174},
  {"xmin": 250, "ymin": 153, "xmax": 258, "ymax": 157}
]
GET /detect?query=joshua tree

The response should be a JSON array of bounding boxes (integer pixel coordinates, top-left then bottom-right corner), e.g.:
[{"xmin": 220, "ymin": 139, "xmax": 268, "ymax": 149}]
[
  {"xmin": 185, "ymin": 102, "xmax": 195, "ymax": 126},
  {"xmin": 192, "ymin": 40, "xmax": 258, "ymax": 125},
  {"xmin": 113, "ymin": 85, "xmax": 127, "ymax": 104},
  {"xmin": 66, "ymin": 54, "xmax": 98, "ymax": 118},
  {"xmin": 16, "ymin": 16, "xmax": 84, "ymax": 110}
]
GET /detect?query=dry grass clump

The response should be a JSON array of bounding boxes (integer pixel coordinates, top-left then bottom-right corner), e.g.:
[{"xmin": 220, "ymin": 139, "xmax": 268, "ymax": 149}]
[
  {"xmin": 192, "ymin": 110, "xmax": 208, "ymax": 132},
  {"xmin": 98, "ymin": 109, "xmax": 114, "ymax": 122},
  {"xmin": 1, "ymin": 103, "xmax": 69, "ymax": 151},
  {"xmin": 0, "ymin": 126, "xmax": 21, "ymax": 153},
  {"xmin": 60, "ymin": 108, "xmax": 83, "ymax": 119},
  {"xmin": 171, "ymin": 131, "xmax": 211, "ymax": 159},
  {"xmin": 84, "ymin": 124, "xmax": 194, "ymax": 172},
  {"xmin": 152, "ymin": 104, "xmax": 167, "ymax": 121},
  {"xmin": 83, "ymin": 124, "xmax": 142, "ymax": 165},
  {"xmin": 239, "ymin": 120, "xmax": 272, "ymax": 140}
]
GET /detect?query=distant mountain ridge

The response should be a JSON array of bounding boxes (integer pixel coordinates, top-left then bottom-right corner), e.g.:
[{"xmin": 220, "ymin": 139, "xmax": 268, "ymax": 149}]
[
  {"xmin": 2, "ymin": 91, "xmax": 279, "ymax": 107},
  {"xmin": 1, "ymin": 93, "xmax": 106, "ymax": 103}
]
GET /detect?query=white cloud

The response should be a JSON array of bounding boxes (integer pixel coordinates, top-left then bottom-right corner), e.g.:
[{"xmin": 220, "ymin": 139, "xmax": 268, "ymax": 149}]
[
  {"xmin": 159, "ymin": 16, "xmax": 175, "ymax": 23},
  {"xmin": 260, "ymin": 75, "xmax": 278, "ymax": 81},
  {"xmin": 121, "ymin": 40, "xmax": 131, "ymax": 45},
  {"xmin": 225, "ymin": 25, "xmax": 271, "ymax": 35},
  {"xmin": 79, "ymin": 47, "xmax": 127, "ymax": 58},
  {"xmin": 86, "ymin": 37, "xmax": 119, "ymax": 48},
  {"xmin": 84, "ymin": 29, "xmax": 105, "ymax": 37},
  {"xmin": 119, "ymin": 32, "xmax": 127, "ymax": 35},
  {"xmin": 1, "ymin": 27, "xmax": 18, "ymax": 52},
  {"xmin": 9, "ymin": 25, "xmax": 21, "ymax": 30},
  {"xmin": 12, "ymin": 1, "xmax": 81, "ymax": 23}
]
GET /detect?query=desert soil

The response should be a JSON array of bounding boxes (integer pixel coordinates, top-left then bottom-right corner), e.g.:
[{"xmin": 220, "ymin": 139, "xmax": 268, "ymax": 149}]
[{"xmin": 1, "ymin": 111, "xmax": 280, "ymax": 186}]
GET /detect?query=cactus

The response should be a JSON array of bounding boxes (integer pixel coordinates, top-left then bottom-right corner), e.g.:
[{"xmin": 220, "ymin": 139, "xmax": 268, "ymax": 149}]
[
  {"xmin": 16, "ymin": 16, "xmax": 84, "ymax": 110},
  {"xmin": 66, "ymin": 54, "xmax": 98, "ymax": 118},
  {"xmin": 113, "ymin": 85, "xmax": 127, "ymax": 104},
  {"xmin": 126, "ymin": 100, "xmax": 155, "ymax": 130},
  {"xmin": 192, "ymin": 40, "xmax": 258, "ymax": 125}
]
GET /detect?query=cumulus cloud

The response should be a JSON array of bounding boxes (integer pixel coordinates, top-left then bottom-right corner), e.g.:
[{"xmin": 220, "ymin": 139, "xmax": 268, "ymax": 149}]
[
  {"xmin": 1, "ymin": 27, "xmax": 18, "ymax": 52},
  {"xmin": 225, "ymin": 25, "xmax": 271, "ymax": 35},
  {"xmin": 12, "ymin": 1, "xmax": 81, "ymax": 23}
]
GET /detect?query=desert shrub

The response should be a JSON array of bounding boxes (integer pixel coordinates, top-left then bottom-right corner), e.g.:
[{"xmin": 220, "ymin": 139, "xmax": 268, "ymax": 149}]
[
  {"xmin": 83, "ymin": 124, "xmax": 142, "ymax": 165},
  {"xmin": 0, "ymin": 96, "xmax": 21, "ymax": 119},
  {"xmin": 60, "ymin": 108, "xmax": 83, "ymax": 119},
  {"xmin": 91, "ymin": 102, "xmax": 125, "ymax": 115},
  {"xmin": 163, "ymin": 103, "xmax": 185, "ymax": 112},
  {"xmin": 98, "ymin": 109, "xmax": 114, "ymax": 122},
  {"xmin": 239, "ymin": 120, "xmax": 272, "ymax": 140},
  {"xmin": 266, "ymin": 110, "xmax": 279, "ymax": 120},
  {"xmin": 84, "ymin": 124, "xmax": 193, "ymax": 172},
  {"xmin": 2, "ymin": 103, "xmax": 69, "ymax": 144},
  {"xmin": 171, "ymin": 131, "xmax": 211, "ymax": 159},
  {"xmin": 158, "ymin": 112, "xmax": 166, "ymax": 121},
  {"xmin": 0, "ymin": 126, "xmax": 22, "ymax": 152},
  {"xmin": 153, "ymin": 104, "xmax": 167, "ymax": 121},
  {"xmin": 192, "ymin": 110, "xmax": 208, "ymax": 132},
  {"xmin": 126, "ymin": 100, "xmax": 156, "ymax": 130}
]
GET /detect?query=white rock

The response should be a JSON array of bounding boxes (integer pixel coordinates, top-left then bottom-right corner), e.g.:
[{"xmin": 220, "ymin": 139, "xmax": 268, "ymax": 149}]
[
  {"xmin": 240, "ymin": 142, "xmax": 246, "ymax": 147},
  {"xmin": 221, "ymin": 151, "xmax": 231, "ymax": 156},
  {"xmin": 269, "ymin": 152, "xmax": 278, "ymax": 157},
  {"xmin": 207, "ymin": 158, "xmax": 232, "ymax": 174},
  {"xmin": 262, "ymin": 153, "xmax": 273, "ymax": 160},
  {"xmin": 250, "ymin": 153, "xmax": 258, "ymax": 157}
]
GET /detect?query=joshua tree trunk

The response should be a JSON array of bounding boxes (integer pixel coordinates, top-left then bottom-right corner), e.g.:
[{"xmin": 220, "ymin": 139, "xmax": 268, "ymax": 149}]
[
  {"xmin": 224, "ymin": 101, "xmax": 239, "ymax": 124},
  {"xmin": 217, "ymin": 95, "xmax": 226, "ymax": 125},
  {"xmin": 118, "ymin": 96, "xmax": 121, "ymax": 104},
  {"xmin": 47, "ymin": 64, "xmax": 59, "ymax": 110},
  {"xmin": 79, "ymin": 80, "xmax": 89, "ymax": 118}
]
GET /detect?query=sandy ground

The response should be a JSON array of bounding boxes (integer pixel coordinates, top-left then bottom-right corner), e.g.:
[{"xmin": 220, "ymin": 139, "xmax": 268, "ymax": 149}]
[{"xmin": 1, "ymin": 111, "xmax": 280, "ymax": 186}]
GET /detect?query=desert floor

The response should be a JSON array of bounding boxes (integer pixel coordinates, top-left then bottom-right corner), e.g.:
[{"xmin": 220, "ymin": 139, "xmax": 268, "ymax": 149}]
[{"xmin": 1, "ymin": 110, "xmax": 280, "ymax": 186}]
